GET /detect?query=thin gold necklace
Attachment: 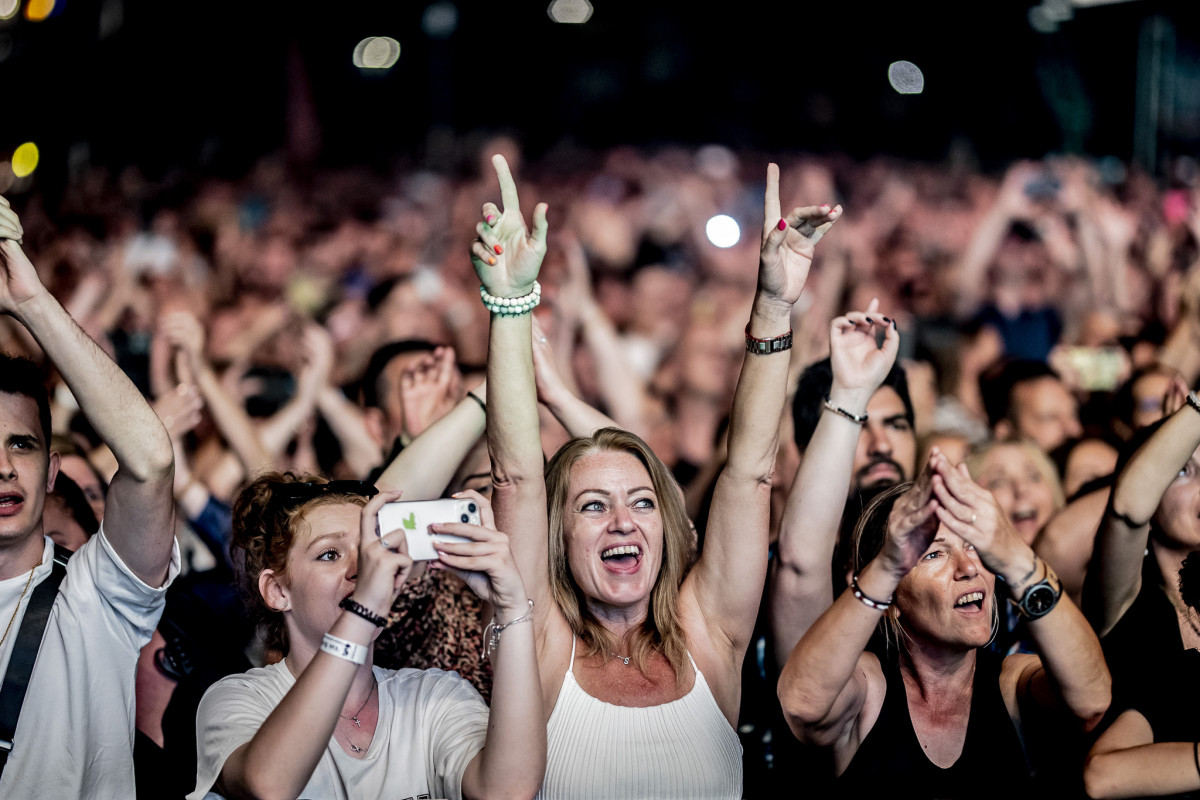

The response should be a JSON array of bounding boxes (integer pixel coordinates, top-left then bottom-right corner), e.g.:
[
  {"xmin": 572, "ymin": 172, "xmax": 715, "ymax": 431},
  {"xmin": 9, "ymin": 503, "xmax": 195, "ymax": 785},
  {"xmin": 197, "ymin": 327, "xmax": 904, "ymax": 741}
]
[
  {"xmin": 338, "ymin": 681, "xmax": 377, "ymax": 755},
  {"xmin": 0, "ymin": 567, "xmax": 36, "ymax": 650}
]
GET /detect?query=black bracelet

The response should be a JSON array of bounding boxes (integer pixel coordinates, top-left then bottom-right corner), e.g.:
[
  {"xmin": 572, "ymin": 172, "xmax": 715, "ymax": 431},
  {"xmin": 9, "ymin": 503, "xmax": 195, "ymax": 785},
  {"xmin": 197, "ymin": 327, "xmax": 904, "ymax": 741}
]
[
  {"xmin": 339, "ymin": 596, "xmax": 388, "ymax": 627},
  {"xmin": 850, "ymin": 572, "xmax": 893, "ymax": 611},
  {"xmin": 466, "ymin": 392, "xmax": 486, "ymax": 414},
  {"xmin": 823, "ymin": 396, "xmax": 869, "ymax": 424}
]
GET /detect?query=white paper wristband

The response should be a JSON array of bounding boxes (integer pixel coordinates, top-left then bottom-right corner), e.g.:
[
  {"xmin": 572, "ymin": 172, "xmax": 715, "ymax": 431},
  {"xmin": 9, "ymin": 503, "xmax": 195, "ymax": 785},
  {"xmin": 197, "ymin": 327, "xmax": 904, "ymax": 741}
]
[{"xmin": 321, "ymin": 633, "xmax": 368, "ymax": 665}]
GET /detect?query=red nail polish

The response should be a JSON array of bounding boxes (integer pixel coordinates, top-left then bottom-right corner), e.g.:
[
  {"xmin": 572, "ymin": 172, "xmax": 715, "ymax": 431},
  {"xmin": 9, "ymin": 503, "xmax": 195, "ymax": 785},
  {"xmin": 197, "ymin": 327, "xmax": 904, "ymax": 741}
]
[
  {"xmin": 820, "ymin": 204, "xmax": 831, "ymax": 210},
  {"xmin": 494, "ymin": 244, "xmax": 503, "ymax": 255},
  {"xmin": 486, "ymin": 215, "xmax": 496, "ymax": 225},
  {"xmin": 777, "ymin": 219, "xmax": 787, "ymax": 231},
  {"xmin": 488, "ymin": 257, "xmax": 496, "ymax": 266}
]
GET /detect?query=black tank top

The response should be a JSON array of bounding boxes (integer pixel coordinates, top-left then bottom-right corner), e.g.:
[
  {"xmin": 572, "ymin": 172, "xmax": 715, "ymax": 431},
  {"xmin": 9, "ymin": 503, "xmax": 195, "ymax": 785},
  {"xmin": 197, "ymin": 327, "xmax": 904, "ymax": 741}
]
[{"xmin": 837, "ymin": 649, "xmax": 1032, "ymax": 799}]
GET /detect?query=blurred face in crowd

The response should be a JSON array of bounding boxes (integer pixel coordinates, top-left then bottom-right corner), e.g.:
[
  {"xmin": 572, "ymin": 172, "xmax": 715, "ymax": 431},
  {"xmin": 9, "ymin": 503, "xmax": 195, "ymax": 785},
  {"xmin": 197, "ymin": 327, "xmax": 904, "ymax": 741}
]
[
  {"xmin": 1008, "ymin": 376, "xmax": 1082, "ymax": 453},
  {"xmin": 851, "ymin": 387, "xmax": 916, "ymax": 496},
  {"xmin": 972, "ymin": 442, "xmax": 1060, "ymax": 546},
  {"xmin": 57, "ymin": 454, "xmax": 105, "ymax": 523}
]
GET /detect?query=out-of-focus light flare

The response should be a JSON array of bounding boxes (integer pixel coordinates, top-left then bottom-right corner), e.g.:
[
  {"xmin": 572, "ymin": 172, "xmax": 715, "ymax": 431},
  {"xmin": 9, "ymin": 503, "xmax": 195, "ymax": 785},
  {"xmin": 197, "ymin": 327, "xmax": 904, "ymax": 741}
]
[
  {"xmin": 422, "ymin": 1, "xmax": 457, "ymax": 39},
  {"xmin": 11, "ymin": 143, "xmax": 38, "ymax": 178},
  {"xmin": 548, "ymin": 0, "xmax": 593, "ymax": 24},
  {"xmin": 0, "ymin": 0, "xmax": 18, "ymax": 21},
  {"xmin": 706, "ymin": 215, "xmax": 740, "ymax": 249},
  {"xmin": 25, "ymin": 0, "xmax": 55, "ymax": 22},
  {"xmin": 352, "ymin": 37, "xmax": 400, "ymax": 70},
  {"xmin": 0, "ymin": 162, "xmax": 13, "ymax": 194},
  {"xmin": 887, "ymin": 60, "xmax": 924, "ymax": 94}
]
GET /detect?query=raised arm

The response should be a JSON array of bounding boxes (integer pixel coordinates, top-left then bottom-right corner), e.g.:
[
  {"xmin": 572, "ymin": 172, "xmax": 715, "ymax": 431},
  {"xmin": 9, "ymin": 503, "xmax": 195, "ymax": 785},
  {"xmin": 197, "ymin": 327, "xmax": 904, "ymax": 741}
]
[
  {"xmin": 929, "ymin": 455, "xmax": 1110, "ymax": 731},
  {"xmin": 1084, "ymin": 384, "xmax": 1200, "ymax": 637},
  {"xmin": 687, "ymin": 163, "xmax": 841, "ymax": 655},
  {"xmin": 470, "ymin": 155, "xmax": 554, "ymax": 617},
  {"xmin": 374, "ymin": 379, "xmax": 487, "ymax": 500},
  {"xmin": 778, "ymin": 460, "xmax": 939, "ymax": 751},
  {"xmin": 0, "ymin": 196, "xmax": 174, "ymax": 585},
  {"xmin": 770, "ymin": 300, "xmax": 899, "ymax": 667},
  {"xmin": 160, "ymin": 310, "xmax": 272, "ymax": 476},
  {"xmin": 532, "ymin": 315, "xmax": 621, "ymax": 438}
]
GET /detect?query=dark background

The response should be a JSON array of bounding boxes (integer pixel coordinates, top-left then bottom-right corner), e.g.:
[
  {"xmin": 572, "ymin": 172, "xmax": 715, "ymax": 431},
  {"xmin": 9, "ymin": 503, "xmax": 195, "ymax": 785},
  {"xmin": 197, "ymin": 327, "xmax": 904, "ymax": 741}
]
[{"xmin": 3, "ymin": 0, "xmax": 1200, "ymax": 187}]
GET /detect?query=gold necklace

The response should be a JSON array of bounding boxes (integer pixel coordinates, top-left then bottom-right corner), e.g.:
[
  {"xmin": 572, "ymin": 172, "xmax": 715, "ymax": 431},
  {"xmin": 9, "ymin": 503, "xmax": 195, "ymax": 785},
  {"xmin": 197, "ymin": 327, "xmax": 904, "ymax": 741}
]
[
  {"xmin": 338, "ymin": 681, "xmax": 377, "ymax": 755},
  {"xmin": 0, "ymin": 566, "xmax": 36, "ymax": 650}
]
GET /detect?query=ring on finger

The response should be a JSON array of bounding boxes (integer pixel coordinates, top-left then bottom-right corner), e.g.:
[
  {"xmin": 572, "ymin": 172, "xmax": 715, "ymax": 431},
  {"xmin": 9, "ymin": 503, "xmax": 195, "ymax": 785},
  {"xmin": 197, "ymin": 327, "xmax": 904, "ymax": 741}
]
[{"xmin": 380, "ymin": 532, "xmax": 397, "ymax": 552}]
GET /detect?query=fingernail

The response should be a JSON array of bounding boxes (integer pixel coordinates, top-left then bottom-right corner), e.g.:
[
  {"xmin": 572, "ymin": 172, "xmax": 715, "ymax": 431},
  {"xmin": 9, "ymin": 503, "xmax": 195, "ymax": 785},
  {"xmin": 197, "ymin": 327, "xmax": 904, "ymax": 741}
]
[
  {"xmin": 493, "ymin": 244, "xmax": 503, "ymax": 255},
  {"xmin": 486, "ymin": 214, "xmax": 496, "ymax": 224},
  {"xmin": 488, "ymin": 257, "xmax": 496, "ymax": 266},
  {"xmin": 890, "ymin": 318, "xmax": 897, "ymax": 330},
  {"xmin": 820, "ymin": 204, "xmax": 831, "ymax": 210},
  {"xmin": 866, "ymin": 316, "xmax": 875, "ymax": 324},
  {"xmin": 777, "ymin": 219, "xmax": 787, "ymax": 231},
  {"xmin": 881, "ymin": 316, "xmax": 891, "ymax": 324}
]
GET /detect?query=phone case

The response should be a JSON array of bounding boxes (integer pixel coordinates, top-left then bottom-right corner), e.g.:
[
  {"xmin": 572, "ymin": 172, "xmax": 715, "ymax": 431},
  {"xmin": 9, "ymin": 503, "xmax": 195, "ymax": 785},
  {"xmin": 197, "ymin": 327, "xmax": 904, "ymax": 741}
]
[{"xmin": 377, "ymin": 498, "xmax": 480, "ymax": 561}]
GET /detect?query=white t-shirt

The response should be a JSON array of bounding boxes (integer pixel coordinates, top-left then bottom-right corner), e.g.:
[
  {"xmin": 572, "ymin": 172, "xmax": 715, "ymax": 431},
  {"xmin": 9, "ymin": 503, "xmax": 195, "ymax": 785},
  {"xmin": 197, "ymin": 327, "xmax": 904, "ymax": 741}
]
[
  {"xmin": 0, "ymin": 528, "xmax": 180, "ymax": 798},
  {"xmin": 191, "ymin": 661, "xmax": 489, "ymax": 800}
]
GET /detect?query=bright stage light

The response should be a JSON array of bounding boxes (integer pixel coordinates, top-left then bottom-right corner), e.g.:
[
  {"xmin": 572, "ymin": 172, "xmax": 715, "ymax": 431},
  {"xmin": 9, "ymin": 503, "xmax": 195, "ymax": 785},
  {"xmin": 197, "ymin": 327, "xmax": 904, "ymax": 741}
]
[
  {"xmin": 548, "ymin": 0, "xmax": 593, "ymax": 24},
  {"xmin": 888, "ymin": 61, "xmax": 924, "ymax": 94},
  {"xmin": 0, "ymin": 0, "xmax": 18, "ymax": 21},
  {"xmin": 24, "ymin": 0, "xmax": 55, "ymax": 22},
  {"xmin": 706, "ymin": 215, "xmax": 740, "ymax": 249},
  {"xmin": 11, "ymin": 143, "xmax": 38, "ymax": 178},
  {"xmin": 353, "ymin": 37, "xmax": 400, "ymax": 70}
]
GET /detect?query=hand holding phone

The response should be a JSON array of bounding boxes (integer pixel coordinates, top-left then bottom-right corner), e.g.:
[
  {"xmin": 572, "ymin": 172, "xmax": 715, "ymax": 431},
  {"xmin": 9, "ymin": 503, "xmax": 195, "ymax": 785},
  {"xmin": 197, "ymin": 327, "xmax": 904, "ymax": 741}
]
[{"xmin": 377, "ymin": 498, "xmax": 480, "ymax": 561}]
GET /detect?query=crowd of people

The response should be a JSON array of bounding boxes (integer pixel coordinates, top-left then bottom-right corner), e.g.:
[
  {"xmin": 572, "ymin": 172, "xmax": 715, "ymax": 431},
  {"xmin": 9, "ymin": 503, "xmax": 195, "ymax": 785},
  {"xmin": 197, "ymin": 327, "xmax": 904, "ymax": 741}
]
[{"xmin": 0, "ymin": 137, "xmax": 1199, "ymax": 798}]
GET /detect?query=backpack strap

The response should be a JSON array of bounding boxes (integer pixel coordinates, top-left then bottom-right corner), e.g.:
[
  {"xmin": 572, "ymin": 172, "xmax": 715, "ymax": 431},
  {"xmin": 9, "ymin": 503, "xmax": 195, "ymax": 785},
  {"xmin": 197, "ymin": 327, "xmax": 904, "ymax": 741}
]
[{"xmin": 0, "ymin": 544, "xmax": 72, "ymax": 773}]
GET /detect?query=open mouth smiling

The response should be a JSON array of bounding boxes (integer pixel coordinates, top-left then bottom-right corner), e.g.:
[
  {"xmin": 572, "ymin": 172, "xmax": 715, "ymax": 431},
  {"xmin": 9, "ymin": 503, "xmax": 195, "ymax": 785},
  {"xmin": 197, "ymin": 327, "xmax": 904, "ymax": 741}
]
[
  {"xmin": 600, "ymin": 544, "xmax": 642, "ymax": 572},
  {"xmin": 954, "ymin": 590, "xmax": 985, "ymax": 611}
]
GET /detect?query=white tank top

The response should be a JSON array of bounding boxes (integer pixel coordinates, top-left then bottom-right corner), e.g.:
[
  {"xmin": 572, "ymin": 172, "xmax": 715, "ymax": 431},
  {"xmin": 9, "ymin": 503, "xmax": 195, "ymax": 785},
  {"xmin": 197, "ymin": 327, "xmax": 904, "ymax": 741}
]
[{"xmin": 536, "ymin": 637, "xmax": 743, "ymax": 799}]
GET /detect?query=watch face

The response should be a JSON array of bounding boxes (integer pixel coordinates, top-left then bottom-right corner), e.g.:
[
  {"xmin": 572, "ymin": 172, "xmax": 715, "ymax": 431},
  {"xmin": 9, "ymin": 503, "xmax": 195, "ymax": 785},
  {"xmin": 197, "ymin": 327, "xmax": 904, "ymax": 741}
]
[{"xmin": 1024, "ymin": 584, "xmax": 1058, "ymax": 617}]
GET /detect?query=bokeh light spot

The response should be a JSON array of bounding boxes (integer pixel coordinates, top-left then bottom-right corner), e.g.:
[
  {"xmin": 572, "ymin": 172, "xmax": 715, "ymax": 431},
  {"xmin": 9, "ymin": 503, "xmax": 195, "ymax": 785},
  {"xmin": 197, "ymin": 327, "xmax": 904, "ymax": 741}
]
[
  {"xmin": 421, "ymin": 1, "xmax": 458, "ymax": 39},
  {"xmin": 24, "ymin": 0, "xmax": 55, "ymax": 22},
  {"xmin": 0, "ymin": 0, "xmax": 18, "ymax": 21},
  {"xmin": 888, "ymin": 61, "xmax": 924, "ymax": 94},
  {"xmin": 11, "ymin": 143, "xmax": 38, "ymax": 178},
  {"xmin": 706, "ymin": 215, "xmax": 740, "ymax": 249},
  {"xmin": 548, "ymin": 0, "xmax": 593, "ymax": 24},
  {"xmin": 352, "ymin": 37, "xmax": 400, "ymax": 70}
]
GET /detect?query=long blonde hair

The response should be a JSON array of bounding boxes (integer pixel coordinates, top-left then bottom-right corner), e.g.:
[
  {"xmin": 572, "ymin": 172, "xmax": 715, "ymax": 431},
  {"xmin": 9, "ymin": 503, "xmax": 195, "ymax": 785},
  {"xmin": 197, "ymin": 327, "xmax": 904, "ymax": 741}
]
[{"xmin": 545, "ymin": 428, "xmax": 691, "ymax": 678}]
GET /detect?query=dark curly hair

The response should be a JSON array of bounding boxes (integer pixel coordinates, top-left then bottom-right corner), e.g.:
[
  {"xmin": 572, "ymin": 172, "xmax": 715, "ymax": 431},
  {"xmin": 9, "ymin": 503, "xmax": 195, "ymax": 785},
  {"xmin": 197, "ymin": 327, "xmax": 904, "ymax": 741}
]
[{"xmin": 231, "ymin": 472, "xmax": 370, "ymax": 654}]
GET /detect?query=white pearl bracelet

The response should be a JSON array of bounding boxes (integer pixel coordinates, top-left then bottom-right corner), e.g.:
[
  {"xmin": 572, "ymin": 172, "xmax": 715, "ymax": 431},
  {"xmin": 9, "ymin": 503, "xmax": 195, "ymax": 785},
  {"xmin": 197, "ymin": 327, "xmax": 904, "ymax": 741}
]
[{"xmin": 480, "ymin": 282, "xmax": 541, "ymax": 316}]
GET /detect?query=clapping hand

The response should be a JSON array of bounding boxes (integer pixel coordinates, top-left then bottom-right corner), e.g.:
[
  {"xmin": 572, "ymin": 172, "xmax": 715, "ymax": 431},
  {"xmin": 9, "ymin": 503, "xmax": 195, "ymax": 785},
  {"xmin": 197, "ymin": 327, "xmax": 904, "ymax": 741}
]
[{"xmin": 0, "ymin": 196, "xmax": 48, "ymax": 315}]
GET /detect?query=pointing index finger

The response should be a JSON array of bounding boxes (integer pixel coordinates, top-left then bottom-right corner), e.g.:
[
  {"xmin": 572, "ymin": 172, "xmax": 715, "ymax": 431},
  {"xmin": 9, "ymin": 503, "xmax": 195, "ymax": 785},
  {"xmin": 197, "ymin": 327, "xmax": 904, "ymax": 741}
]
[
  {"xmin": 764, "ymin": 163, "xmax": 781, "ymax": 226},
  {"xmin": 492, "ymin": 154, "xmax": 521, "ymax": 216}
]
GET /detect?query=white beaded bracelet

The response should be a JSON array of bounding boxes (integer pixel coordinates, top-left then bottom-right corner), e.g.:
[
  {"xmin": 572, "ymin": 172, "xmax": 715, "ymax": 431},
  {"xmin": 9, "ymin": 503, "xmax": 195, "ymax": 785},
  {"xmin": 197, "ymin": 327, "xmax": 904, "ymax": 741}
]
[
  {"xmin": 480, "ymin": 282, "xmax": 541, "ymax": 316},
  {"xmin": 321, "ymin": 633, "xmax": 368, "ymax": 665}
]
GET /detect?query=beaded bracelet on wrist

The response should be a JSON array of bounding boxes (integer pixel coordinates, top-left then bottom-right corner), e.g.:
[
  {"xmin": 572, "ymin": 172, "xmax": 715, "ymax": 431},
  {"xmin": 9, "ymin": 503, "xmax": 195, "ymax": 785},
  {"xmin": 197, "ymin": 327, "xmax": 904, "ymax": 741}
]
[{"xmin": 480, "ymin": 281, "xmax": 541, "ymax": 316}]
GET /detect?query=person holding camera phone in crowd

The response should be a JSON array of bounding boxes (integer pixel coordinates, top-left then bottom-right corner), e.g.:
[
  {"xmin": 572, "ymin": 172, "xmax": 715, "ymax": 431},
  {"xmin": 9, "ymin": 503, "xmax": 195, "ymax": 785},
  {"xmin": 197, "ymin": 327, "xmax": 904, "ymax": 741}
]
[{"xmin": 189, "ymin": 476, "xmax": 545, "ymax": 800}]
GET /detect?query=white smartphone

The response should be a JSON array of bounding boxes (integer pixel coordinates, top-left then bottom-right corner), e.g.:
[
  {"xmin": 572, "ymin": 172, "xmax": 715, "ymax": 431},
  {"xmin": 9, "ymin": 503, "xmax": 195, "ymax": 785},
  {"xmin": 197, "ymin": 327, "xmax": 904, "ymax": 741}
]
[{"xmin": 377, "ymin": 498, "xmax": 480, "ymax": 561}]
